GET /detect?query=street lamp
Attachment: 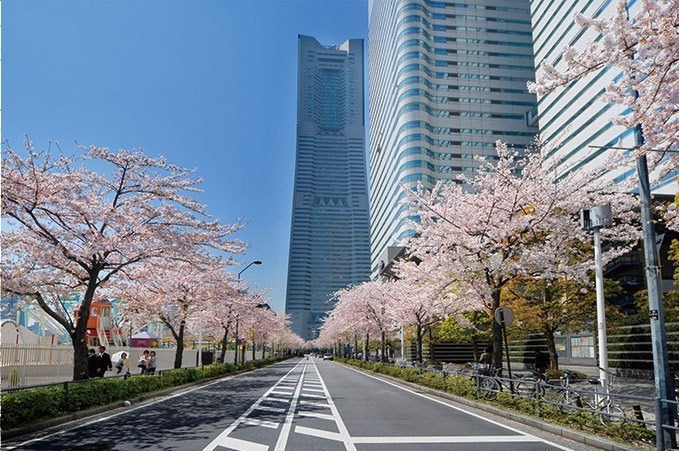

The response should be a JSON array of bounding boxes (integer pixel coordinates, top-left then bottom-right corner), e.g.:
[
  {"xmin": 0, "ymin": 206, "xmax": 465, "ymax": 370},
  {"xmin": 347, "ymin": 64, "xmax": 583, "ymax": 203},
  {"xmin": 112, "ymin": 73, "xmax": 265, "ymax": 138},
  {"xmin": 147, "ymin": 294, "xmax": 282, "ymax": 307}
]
[
  {"xmin": 234, "ymin": 261, "xmax": 262, "ymax": 365},
  {"xmin": 581, "ymin": 204, "xmax": 612, "ymax": 395},
  {"xmin": 238, "ymin": 261, "xmax": 262, "ymax": 280}
]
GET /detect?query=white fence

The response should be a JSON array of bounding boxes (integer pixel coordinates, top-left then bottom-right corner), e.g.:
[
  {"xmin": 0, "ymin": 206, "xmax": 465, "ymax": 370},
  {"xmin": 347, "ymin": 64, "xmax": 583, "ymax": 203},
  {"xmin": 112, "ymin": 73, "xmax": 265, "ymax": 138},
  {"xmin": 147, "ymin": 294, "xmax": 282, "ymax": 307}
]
[{"xmin": 0, "ymin": 344, "xmax": 262, "ymax": 389}]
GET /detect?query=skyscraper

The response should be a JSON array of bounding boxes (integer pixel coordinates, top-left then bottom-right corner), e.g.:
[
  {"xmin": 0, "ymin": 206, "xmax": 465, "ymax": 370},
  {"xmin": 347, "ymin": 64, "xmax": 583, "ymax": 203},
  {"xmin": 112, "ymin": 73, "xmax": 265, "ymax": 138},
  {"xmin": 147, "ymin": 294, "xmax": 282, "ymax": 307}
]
[
  {"xmin": 285, "ymin": 35, "xmax": 371, "ymax": 341},
  {"xmin": 368, "ymin": 0, "xmax": 538, "ymax": 274},
  {"xmin": 530, "ymin": 0, "xmax": 675, "ymax": 194}
]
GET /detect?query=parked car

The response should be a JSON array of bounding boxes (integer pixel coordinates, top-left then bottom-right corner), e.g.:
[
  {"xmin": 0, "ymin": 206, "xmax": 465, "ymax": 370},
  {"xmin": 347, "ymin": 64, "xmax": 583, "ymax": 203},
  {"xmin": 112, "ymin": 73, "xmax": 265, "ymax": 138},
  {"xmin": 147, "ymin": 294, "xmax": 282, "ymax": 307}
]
[{"xmin": 323, "ymin": 353, "xmax": 333, "ymax": 361}]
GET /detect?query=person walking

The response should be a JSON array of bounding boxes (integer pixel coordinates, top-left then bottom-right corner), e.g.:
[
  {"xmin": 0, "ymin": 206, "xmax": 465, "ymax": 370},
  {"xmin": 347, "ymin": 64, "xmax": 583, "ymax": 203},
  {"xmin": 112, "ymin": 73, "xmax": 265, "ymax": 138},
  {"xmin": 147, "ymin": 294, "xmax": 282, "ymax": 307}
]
[
  {"xmin": 146, "ymin": 350, "xmax": 157, "ymax": 375},
  {"xmin": 116, "ymin": 352, "xmax": 131, "ymax": 376},
  {"xmin": 97, "ymin": 346, "xmax": 113, "ymax": 378},
  {"xmin": 88, "ymin": 348, "xmax": 99, "ymax": 378},
  {"xmin": 137, "ymin": 349, "xmax": 150, "ymax": 374}
]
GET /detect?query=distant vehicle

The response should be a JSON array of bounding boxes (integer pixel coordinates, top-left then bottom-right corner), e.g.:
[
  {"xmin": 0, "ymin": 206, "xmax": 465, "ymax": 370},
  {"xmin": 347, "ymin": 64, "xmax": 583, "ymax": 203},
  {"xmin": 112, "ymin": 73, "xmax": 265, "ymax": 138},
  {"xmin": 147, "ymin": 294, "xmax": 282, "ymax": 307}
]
[{"xmin": 323, "ymin": 354, "xmax": 333, "ymax": 360}]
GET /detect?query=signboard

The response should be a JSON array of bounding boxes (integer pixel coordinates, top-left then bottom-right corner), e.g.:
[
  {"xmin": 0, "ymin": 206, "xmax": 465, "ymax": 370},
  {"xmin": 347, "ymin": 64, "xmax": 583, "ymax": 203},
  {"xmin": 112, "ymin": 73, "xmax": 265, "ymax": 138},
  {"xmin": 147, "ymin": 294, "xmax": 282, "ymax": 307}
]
[{"xmin": 494, "ymin": 306, "xmax": 514, "ymax": 327}]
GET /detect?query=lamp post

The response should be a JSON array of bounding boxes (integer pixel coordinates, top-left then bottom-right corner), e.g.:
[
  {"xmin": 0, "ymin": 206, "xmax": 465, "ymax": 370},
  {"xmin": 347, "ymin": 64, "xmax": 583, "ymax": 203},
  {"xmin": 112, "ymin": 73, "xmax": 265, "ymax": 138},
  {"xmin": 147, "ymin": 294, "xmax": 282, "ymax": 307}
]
[
  {"xmin": 234, "ymin": 261, "xmax": 262, "ymax": 365},
  {"xmin": 581, "ymin": 205, "xmax": 613, "ymax": 395}
]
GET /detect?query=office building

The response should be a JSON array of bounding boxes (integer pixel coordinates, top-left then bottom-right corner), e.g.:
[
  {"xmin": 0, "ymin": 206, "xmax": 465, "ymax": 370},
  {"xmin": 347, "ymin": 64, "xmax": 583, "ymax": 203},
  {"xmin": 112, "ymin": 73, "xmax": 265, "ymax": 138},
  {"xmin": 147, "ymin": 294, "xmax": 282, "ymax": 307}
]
[
  {"xmin": 530, "ymin": 0, "xmax": 675, "ymax": 192},
  {"xmin": 369, "ymin": 0, "xmax": 538, "ymax": 274},
  {"xmin": 285, "ymin": 35, "xmax": 371, "ymax": 340}
]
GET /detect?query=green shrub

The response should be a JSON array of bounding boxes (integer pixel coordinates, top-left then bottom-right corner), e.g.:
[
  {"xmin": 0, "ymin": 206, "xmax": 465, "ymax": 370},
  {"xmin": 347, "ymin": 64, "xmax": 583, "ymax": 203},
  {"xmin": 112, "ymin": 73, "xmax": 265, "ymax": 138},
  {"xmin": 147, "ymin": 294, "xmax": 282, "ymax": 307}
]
[{"xmin": 1, "ymin": 386, "xmax": 63, "ymax": 428}]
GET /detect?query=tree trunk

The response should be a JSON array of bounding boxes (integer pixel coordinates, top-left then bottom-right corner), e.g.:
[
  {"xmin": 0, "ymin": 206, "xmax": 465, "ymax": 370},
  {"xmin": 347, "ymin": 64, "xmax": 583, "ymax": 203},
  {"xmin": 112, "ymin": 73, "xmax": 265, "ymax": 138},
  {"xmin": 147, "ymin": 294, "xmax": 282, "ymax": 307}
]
[
  {"xmin": 241, "ymin": 340, "xmax": 246, "ymax": 363},
  {"xmin": 491, "ymin": 290, "xmax": 503, "ymax": 371},
  {"xmin": 252, "ymin": 340, "xmax": 256, "ymax": 361},
  {"xmin": 543, "ymin": 326, "xmax": 559, "ymax": 370},
  {"xmin": 364, "ymin": 333, "xmax": 369, "ymax": 361},
  {"xmin": 262, "ymin": 341, "xmax": 266, "ymax": 359},
  {"xmin": 74, "ymin": 276, "xmax": 99, "ymax": 380},
  {"xmin": 174, "ymin": 320, "xmax": 185, "ymax": 369},
  {"xmin": 381, "ymin": 330, "xmax": 386, "ymax": 362},
  {"xmin": 354, "ymin": 334, "xmax": 358, "ymax": 359},
  {"xmin": 471, "ymin": 334, "xmax": 479, "ymax": 362},
  {"xmin": 416, "ymin": 323, "xmax": 423, "ymax": 363},
  {"xmin": 219, "ymin": 325, "xmax": 230, "ymax": 363}
]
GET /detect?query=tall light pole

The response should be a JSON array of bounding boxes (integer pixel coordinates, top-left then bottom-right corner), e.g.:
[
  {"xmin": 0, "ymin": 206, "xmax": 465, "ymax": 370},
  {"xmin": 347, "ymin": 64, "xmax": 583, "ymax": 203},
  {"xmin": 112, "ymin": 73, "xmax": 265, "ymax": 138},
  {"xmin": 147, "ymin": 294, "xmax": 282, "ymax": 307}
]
[
  {"xmin": 234, "ymin": 261, "xmax": 262, "ymax": 365},
  {"xmin": 581, "ymin": 205, "xmax": 612, "ymax": 395}
]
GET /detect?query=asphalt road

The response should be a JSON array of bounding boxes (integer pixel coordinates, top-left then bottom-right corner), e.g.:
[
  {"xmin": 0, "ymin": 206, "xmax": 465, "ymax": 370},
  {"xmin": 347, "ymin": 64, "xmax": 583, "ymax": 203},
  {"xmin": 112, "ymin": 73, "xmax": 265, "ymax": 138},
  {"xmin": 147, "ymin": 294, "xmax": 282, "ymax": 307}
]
[{"xmin": 4, "ymin": 358, "xmax": 587, "ymax": 450}]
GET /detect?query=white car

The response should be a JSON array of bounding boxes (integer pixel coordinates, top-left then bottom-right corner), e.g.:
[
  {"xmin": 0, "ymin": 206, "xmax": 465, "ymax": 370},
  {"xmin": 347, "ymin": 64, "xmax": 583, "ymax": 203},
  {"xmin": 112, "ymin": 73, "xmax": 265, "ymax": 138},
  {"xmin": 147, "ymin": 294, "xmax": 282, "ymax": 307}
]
[{"xmin": 322, "ymin": 353, "xmax": 333, "ymax": 361}]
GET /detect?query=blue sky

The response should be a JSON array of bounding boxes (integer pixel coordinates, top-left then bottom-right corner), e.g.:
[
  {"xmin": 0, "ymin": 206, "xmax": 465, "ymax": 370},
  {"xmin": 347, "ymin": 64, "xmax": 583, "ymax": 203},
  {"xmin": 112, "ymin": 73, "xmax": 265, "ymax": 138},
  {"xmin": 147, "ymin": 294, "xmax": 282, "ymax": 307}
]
[{"xmin": 3, "ymin": 0, "xmax": 369, "ymax": 314}]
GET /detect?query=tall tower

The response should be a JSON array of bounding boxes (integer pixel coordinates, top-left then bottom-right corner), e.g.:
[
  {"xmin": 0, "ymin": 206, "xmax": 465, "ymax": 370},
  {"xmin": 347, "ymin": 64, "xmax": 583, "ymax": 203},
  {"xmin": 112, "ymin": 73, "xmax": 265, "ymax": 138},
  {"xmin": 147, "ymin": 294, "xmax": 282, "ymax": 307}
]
[
  {"xmin": 285, "ymin": 35, "xmax": 371, "ymax": 341},
  {"xmin": 369, "ymin": 0, "xmax": 538, "ymax": 275}
]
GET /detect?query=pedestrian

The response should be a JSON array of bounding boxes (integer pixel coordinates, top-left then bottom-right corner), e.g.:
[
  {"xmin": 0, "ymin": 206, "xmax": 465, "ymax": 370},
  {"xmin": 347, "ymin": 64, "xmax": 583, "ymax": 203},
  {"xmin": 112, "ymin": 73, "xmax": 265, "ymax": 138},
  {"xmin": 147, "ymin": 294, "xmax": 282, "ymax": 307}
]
[
  {"xmin": 534, "ymin": 350, "xmax": 550, "ymax": 375},
  {"xmin": 146, "ymin": 350, "xmax": 157, "ymax": 375},
  {"xmin": 88, "ymin": 348, "xmax": 99, "ymax": 378},
  {"xmin": 116, "ymin": 352, "xmax": 131, "ymax": 376},
  {"xmin": 479, "ymin": 346, "xmax": 493, "ymax": 366},
  {"xmin": 97, "ymin": 346, "xmax": 113, "ymax": 378},
  {"xmin": 137, "ymin": 349, "xmax": 150, "ymax": 374}
]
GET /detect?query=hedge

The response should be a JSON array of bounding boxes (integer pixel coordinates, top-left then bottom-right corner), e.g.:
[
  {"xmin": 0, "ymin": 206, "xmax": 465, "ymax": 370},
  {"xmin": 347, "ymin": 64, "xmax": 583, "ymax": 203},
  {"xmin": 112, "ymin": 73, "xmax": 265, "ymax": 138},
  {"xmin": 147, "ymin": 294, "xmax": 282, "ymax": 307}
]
[{"xmin": 1, "ymin": 356, "xmax": 289, "ymax": 429}]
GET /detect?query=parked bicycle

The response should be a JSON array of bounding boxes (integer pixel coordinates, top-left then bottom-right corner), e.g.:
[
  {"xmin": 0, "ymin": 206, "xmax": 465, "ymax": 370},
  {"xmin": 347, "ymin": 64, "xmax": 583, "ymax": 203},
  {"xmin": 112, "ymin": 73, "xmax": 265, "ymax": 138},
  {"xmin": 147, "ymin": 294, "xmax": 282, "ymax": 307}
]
[
  {"xmin": 584, "ymin": 368, "xmax": 627, "ymax": 426},
  {"xmin": 514, "ymin": 369, "xmax": 547, "ymax": 399},
  {"xmin": 555, "ymin": 369, "xmax": 583, "ymax": 413}
]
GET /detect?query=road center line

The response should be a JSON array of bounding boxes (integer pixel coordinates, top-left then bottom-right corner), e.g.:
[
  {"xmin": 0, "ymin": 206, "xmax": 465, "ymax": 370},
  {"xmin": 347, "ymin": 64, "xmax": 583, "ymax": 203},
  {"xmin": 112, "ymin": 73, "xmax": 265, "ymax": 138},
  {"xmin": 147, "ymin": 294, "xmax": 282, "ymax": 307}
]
[
  {"xmin": 201, "ymin": 360, "xmax": 304, "ymax": 451},
  {"xmin": 309, "ymin": 358, "xmax": 358, "ymax": 451},
  {"xmin": 273, "ymin": 361, "xmax": 308, "ymax": 451}
]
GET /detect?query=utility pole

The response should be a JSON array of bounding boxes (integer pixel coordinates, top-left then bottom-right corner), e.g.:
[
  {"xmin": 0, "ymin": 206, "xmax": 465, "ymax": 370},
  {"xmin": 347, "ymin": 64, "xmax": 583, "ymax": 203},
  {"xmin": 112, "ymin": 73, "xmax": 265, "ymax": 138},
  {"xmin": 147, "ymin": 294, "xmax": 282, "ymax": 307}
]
[{"xmin": 637, "ymin": 144, "xmax": 675, "ymax": 448}]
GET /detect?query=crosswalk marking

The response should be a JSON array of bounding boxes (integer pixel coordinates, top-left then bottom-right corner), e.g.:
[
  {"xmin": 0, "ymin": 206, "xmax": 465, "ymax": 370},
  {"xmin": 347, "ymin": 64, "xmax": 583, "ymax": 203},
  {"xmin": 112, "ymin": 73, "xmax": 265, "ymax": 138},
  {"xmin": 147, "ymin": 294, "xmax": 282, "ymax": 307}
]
[
  {"xmin": 297, "ymin": 411, "xmax": 335, "ymax": 421},
  {"xmin": 295, "ymin": 425, "xmax": 344, "ymax": 442},
  {"xmin": 242, "ymin": 418, "xmax": 280, "ymax": 429}
]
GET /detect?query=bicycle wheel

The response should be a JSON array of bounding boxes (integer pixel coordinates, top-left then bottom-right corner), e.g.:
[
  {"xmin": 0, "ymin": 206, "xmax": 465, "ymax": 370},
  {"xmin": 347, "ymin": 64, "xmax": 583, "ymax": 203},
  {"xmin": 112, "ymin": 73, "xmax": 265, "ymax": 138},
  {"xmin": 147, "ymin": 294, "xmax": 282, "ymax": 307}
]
[
  {"xmin": 515, "ymin": 379, "xmax": 545, "ymax": 399},
  {"xmin": 599, "ymin": 403, "xmax": 626, "ymax": 426},
  {"xmin": 479, "ymin": 377, "xmax": 500, "ymax": 400},
  {"xmin": 556, "ymin": 389, "xmax": 582, "ymax": 413}
]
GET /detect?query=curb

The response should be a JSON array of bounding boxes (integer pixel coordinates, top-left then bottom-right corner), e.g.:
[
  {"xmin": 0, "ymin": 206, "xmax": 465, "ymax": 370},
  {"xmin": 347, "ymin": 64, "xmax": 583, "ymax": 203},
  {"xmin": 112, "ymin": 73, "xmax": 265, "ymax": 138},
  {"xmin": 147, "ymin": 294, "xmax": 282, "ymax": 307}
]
[
  {"xmin": 2, "ymin": 359, "xmax": 288, "ymax": 441},
  {"xmin": 338, "ymin": 363, "xmax": 650, "ymax": 451}
]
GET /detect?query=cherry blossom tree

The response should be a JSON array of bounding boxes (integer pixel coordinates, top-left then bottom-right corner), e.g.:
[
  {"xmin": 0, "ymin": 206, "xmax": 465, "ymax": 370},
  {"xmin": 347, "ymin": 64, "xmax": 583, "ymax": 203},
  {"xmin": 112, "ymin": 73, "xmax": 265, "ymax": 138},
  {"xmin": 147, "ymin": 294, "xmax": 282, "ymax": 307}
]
[
  {"xmin": 401, "ymin": 141, "xmax": 638, "ymax": 367},
  {"xmin": 1, "ymin": 142, "xmax": 244, "ymax": 379},
  {"xmin": 118, "ymin": 256, "xmax": 235, "ymax": 368},
  {"xmin": 391, "ymin": 262, "xmax": 466, "ymax": 363},
  {"xmin": 330, "ymin": 280, "xmax": 399, "ymax": 361},
  {"xmin": 528, "ymin": 0, "xmax": 678, "ymax": 170}
]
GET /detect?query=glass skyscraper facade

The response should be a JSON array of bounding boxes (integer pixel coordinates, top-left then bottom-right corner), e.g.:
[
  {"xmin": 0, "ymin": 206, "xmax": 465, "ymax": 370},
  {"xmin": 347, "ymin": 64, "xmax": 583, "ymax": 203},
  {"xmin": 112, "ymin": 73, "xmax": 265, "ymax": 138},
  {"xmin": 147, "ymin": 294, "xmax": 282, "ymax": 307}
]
[
  {"xmin": 285, "ymin": 35, "xmax": 371, "ymax": 341},
  {"xmin": 368, "ymin": 0, "xmax": 538, "ymax": 274},
  {"xmin": 530, "ymin": 0, "xmax": 675, "ymax": 194}
]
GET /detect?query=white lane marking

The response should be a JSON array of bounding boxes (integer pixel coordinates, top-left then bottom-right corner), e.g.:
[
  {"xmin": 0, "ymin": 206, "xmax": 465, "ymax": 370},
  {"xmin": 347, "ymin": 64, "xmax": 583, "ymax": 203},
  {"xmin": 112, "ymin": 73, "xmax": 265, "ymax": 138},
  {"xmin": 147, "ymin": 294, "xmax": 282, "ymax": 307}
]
[
  {"xmin": 340, "ymin": 364, "xmax": 572, "ymax": 451},
  {"xmin": 266, "ymin": 397, "xmax": 290, "ymax": 403},
  {"xmin": 3, "ymin": 361, "xmax": 291, "ymax": 451},
  {"xmin": 310, "ymin": 358, "xmax": 357, "ymax": 451},
  {"xmin": 253, "ymin": 406, "xmax": 287, "ymax": 413},
  {"xmin": 297, "ymin": 411, "xmax": 335, "ymax": 421},
  {"xmin": 243, "ymin": 419, "xmax": 280, "ymax": 429},
  {"xmin": 302, "ymin": 387, "xmax": 325, "ymax": 393},
  {"xmin": 299, "ymin": 400, "xmax": 331, "ymax": 408},
  {"xmin": 273, "ymin": 361, "xmax": 308, "ymax": 451},
  {"xmin": 270, "ymin": 390, "xmax": 293, "ymax": 396},
  {"xmin": 295, "ymin": 425, "xmax": 343, "ymax": 441},
  {"xmin": 217, "ymin": 436, "xmax": 269, "ymax": 451},
  {"xmin": 202, "ymin": 360, "xmax": 304, "ymax": 451},
  {"xmin": 352, "ymin": 435, "xmax": 543, "ymax": 444},
  {"xmin": 299, "ymin": 392, "xmax": 325, "ymax": 399}
]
